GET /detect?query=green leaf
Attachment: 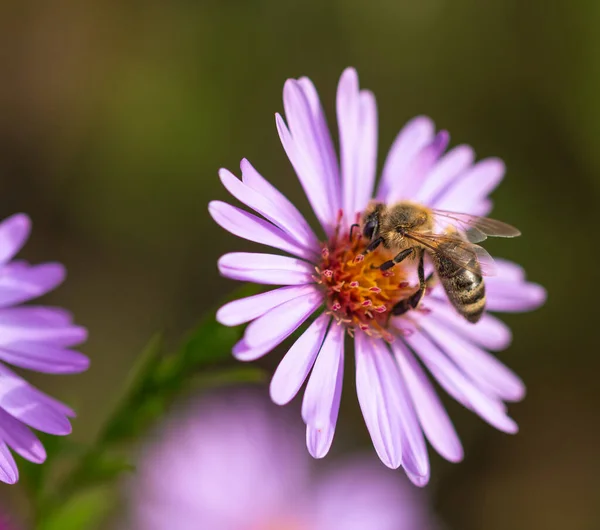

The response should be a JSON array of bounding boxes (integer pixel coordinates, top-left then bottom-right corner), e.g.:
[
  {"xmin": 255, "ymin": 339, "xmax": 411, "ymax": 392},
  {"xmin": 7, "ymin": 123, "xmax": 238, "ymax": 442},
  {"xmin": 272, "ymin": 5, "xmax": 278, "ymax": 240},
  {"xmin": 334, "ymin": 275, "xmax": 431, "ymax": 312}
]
[{"xmin": 36, "ymin": 486, "xmax": 114, "ymax": 530}]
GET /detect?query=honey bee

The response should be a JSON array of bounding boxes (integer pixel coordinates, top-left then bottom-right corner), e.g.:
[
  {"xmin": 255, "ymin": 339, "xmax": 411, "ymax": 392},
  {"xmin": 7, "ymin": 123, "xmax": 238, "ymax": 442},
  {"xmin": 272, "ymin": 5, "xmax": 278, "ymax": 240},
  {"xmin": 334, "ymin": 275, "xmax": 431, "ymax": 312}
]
[{"xmin": 360, "ymin": 200, "xmax": 520, "ymax": 323}]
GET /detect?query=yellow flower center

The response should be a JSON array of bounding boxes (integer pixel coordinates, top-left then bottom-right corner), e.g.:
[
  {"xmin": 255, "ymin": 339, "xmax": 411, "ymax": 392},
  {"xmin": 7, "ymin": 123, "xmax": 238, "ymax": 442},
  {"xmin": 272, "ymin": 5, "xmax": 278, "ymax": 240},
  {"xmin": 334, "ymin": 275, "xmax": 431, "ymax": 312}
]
[{"xmin": 315, "ymin": 224, "xmax": 418, "ymax": 341}]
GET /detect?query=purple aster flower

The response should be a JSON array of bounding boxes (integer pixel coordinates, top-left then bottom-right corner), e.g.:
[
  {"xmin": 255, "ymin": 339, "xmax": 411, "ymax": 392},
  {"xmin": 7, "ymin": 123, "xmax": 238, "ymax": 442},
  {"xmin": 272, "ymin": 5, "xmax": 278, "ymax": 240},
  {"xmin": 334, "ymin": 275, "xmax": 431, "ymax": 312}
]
[
  {"xmin": 210, "ymin": 68, "xmax": 546, "ymax": 486},
  {"xmin": 0, "ymin": 213, "xmax": 88, "ymax": 484},
  {"xmin": 129, "ymin": 392, "xmax": 437, "ymax": 530}
]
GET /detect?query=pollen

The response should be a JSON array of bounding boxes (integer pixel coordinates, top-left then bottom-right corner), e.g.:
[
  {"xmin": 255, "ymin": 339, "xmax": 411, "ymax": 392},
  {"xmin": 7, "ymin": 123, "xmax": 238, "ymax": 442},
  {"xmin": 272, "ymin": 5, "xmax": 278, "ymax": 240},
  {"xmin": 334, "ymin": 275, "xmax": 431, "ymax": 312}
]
[{"xmin": 315, "ymin": 219, "xmax": 416, "ymax": 342}]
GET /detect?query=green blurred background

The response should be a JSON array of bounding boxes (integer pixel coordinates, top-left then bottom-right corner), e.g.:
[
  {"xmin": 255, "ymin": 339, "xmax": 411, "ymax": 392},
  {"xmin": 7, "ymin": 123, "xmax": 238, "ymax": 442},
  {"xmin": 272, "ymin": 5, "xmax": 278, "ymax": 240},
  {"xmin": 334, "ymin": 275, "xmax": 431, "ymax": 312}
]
[{"xmin": 1, "ymin": 1, "xmax": 599, "ymax": 528}]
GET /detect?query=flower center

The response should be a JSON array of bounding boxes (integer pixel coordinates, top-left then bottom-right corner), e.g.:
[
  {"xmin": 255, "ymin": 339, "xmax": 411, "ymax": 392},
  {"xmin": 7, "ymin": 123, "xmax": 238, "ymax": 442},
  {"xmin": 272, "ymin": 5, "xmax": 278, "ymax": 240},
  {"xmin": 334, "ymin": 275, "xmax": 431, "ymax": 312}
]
[{"xmin": 315, "ymin": 220, "xmax": 418, "ymax": 342}]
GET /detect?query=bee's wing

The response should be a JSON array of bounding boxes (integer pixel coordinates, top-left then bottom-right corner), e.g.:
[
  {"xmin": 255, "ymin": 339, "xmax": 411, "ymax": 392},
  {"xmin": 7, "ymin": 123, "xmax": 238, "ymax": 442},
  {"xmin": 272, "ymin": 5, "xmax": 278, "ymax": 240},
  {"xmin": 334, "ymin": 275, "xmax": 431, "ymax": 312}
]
[
  {"xmin": 430, "ymin": 210, "xmax": 521, "ymax": 243},
  {"xmin": 405, "ymin": 231, "xmax": 497, "ymax": 276}
]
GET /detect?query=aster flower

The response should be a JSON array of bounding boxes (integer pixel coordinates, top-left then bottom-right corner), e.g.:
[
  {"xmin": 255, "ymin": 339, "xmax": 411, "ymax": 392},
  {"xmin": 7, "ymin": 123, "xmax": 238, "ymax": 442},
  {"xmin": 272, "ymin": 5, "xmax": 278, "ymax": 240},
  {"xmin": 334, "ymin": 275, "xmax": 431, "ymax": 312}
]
[
  {"xmin": 0, "ymin": 213, "xmax": 88, "ymax": 484},
  {"xmin": 129, "ymin": 392, "xmax": 437, "ymax": 530},
  {"xmin": 210, "ymin": 68, "xmax": 546, "ymax": 485}
]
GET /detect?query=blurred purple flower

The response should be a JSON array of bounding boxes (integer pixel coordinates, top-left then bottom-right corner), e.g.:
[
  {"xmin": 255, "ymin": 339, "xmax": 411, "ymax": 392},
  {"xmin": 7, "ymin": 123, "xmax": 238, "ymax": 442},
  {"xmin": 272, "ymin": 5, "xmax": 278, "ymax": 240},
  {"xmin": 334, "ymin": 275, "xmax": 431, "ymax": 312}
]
[
  {"xmin": 0, "ymin": 213, "xmax": 88, "ymax": 484},
  {"xmin": 130, "ymin": 393, "xmax": 437, "ymax": 530},
  {"xmin": 210, "ymin": 68, "xmax": 546, "ymax": 485}
]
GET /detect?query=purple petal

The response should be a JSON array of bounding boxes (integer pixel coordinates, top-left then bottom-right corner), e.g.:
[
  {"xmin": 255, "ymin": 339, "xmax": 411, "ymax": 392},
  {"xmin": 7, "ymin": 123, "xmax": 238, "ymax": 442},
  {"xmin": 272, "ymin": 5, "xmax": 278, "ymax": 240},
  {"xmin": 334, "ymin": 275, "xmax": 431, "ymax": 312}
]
[
  {"xmin": 393, "ymin": 341, "xmax": 463, "ymax": 462},
  {"xmin": 419, "ymin": 317, "xmax": 525, "ymax": 402},
  {"xmin": 232, "ymin": 337, "xmax": 280, "ymax": 362},
  {"xmin": 0, "ymin": 262, "xmax": 65, "ymax": 308},
  {"xmin": 337, "ymin": 68, "xmax": 378, "ymax": 223},
  {"xmin": 494, "ymin": 258, "xmax": 526, "ymax": 281},
  {"xmin": 0, "ymin": 308, "xmax": 87, "ymax": 347},
  {"xmin": 0, "ymin": 214, "xmax": 31, "ymax": 265},
  {"xmin": 0, "ymin": 342, "xmax": 89, "ymax": 374},
  {"xmin": 370, "ymin": 339, "xmax": 429, "ymax": 481},
  {"xmin": 302, "ymin": 323, "xmax": 344, "ymax": 458},
  {"xmin": 0, "ymin": 442, "xmax": 18, "ymax": 484},
  {"xmin": 270, "ymin": 313, "xmax": 330, "ymax": 405},
  {"xmin": 354, "ymin": 333, "xmax": 403, "ymax": 469},
  {"xmin": 293, "ymin": 78, "xmax": 341, "ymax": 221},
  {"xmin": 277, "ymin": 77, "xmax": 340, "ymax": 234},
  {"xmin": 427, "ymin": 296, "xmax": 512, "ymax": 351},
  {"xmin": 243, "ymin": 291, "xmax": 323, "ymax": 348},
  {"xmin": 432, "ymin": 157, "xmax": 505, "ymax": 214},
  {"xmin": 389, "ymin": 131, "xmax": 449, "ymax": 203},
  {"xmin": 208, "ymin": 201, "xmax": 316, "ymax": 260},
  {"xmin": 0, "ymin": 305, "xmax": 74, "ymax": 326},
  {"xmin": 377, "ymin": 116, "xmax": 435, "ymax": 202},
  {"xmin": 0, "ymin": 408, "xmax": 46, "ymax": 463},
  {"xmin": 240, "ymin": 158, "xmax": 319, "ymax": 249},
  {"xmin": 415, "ymin": 144, "xmax": 475, "ymax": 205},
  {"xmin": 218, "ymin": 168, "xmax": 316, "ymax": 249},
  {"xmin": 404, "ymin": 332, "xmax": 518, "ymax": 433},
  {"xmin": 217, "ymin": 252, "xmax": 315, "ymax": 285},
  {"xmin": 217, "ymin": 285, "xmax": 316, "ymax": 327},
  {"xmin": 0, "ymin": 364, "xmax": 73, "ymax": 435},
  {"xmin": 486, "ymin": 279, "xmax": 547, "ymax": 312}
]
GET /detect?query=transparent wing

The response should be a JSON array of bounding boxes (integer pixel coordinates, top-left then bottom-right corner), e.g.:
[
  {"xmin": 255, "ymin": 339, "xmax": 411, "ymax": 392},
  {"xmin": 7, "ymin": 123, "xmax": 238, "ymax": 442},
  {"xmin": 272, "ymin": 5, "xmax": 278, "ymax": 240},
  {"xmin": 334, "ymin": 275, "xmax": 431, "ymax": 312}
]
[
  {"xmin": 405, "ymin": 231, "xmax": 497, "ymax": 276},
  {"xmin": 430, "ymin": 209, "xmax": 521, "ymax": 243}
]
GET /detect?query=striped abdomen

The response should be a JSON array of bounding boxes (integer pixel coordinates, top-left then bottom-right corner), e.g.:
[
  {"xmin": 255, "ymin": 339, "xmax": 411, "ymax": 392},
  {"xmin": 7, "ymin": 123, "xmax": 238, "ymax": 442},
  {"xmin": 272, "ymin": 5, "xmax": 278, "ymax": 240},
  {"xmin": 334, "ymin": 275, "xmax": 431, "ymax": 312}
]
[{"xmin": 433, "ymin": 252, "xmax": 486, "ymax": 323}]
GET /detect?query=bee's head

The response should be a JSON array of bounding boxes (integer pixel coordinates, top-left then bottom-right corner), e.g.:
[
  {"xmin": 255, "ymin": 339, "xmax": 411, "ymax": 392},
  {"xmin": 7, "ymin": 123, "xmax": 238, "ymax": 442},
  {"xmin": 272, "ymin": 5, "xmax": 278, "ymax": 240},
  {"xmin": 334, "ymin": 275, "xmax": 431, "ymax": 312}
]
[{"xmin": 361, "ymin": 202, "xmax": 385, "ymax": 240}]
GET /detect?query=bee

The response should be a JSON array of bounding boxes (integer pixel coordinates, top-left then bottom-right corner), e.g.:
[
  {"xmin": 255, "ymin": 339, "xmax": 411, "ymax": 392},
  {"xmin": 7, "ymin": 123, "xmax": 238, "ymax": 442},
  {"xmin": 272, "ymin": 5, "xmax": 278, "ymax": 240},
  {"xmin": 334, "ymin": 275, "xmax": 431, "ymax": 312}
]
[{"xmin": 360, "ymin": 200, "xmax": 520, "ymax": 323}]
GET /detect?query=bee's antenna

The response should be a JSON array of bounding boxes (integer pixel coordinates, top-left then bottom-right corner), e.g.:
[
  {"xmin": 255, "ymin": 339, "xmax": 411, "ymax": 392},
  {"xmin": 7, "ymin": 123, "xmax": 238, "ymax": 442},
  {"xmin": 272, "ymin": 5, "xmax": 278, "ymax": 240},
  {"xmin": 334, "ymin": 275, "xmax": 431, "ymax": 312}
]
[{"xmin": 349, "ymin": 223, "xmax": 360, "ymax": 241}]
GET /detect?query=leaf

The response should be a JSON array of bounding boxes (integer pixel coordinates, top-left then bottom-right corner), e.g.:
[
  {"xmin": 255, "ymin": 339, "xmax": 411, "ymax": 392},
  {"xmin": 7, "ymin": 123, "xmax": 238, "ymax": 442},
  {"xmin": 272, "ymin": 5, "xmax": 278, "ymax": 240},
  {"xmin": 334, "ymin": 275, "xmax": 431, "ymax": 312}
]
[{"xmin": 36, "ymin": 486, "xmax": 114, "ymax": 530}]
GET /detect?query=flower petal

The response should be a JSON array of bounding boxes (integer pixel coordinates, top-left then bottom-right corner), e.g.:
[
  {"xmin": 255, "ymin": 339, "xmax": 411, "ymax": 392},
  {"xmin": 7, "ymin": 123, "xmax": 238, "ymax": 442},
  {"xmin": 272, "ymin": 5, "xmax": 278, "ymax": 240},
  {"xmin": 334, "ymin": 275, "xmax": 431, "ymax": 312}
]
[
  {"xmin": 369, "ymin": 339, "xmax": 429, "ymax": 481},
  {"xmin": 494, "ymin": 258, "xmax": 526, "ymax": 281},
  {"xmin": 0, "ymin": 214, "xmax": 31, "ymax": 265},
  {"xmin": 208, "ymin": 201, "xmax": 316, "ymax": 260},
  {"xmin": 415, "ymin": 144, "xmax": 475, "ymax": 205},
  {"xmin": 337, "ymin": 68, "xmax": 378, "ymax": 223},
  {"xmin": 486, "ymin": 279, "xmax": 547, "ymax": 312},
  {"xmin": 217, "ymin": 252, "xmax": 315, "ymax": 285},
  {"xmin": 354, "ymin": 333, "xmax": 403, "ymax": 469},
  {"xmin": 0, "ymin": 308, "xmax": 87, "ymax": 347},
  {"xmin": 243, "ymin": 291, "xmax": 323, "ymax": 348},
  {"xmin": 0, "ymin": 263, "xmax": 65, "ymax": 308},
  {"xmin": 419, "ymin": 318, "xmax": 525, "ymax": 402},
  {"xmin": 432, "ymin": 157, "xmax": 505, "ymax": 214},
  {"xmin": 404, "ymin": 332, "xmax": 518, "ymax": 433},
  {"xmin": 217, "ymin": 285, "xmax": 316, "ymax": 327},
  {"xmin": 0, "ymin": 342, "xmax": 89, "ymax": 374},
  {"xmin": 232, "ymin": 337, "xmax": 280, "ymax": 362},
  {"xmin": 427, "ymin": 296, "xmax": 512, "ymax": 351},
  {"xmin": 393, "ymin": 341, "xmax": 463, "ymax": 463},
  {"xmin": 389, "ymin": 131, "xmax": 449, "ymax": 203},
  {"xmin": 218, "ymin": 168, "xmax": 315, "ymax": 249},
  {"xmin": 302, "ymin": 323, "xmax": 345, "ymax": 458},
  {"xmin": 0, "ymin": 364, "xmax": 73, "ymax": 435},
  {"xmin": 0, "ymin": 442, "xmax": 18, "ymax": 484},
  {"xmin": 270, "ymin": 313, "xmax": 330, "ymax": 406},
  {"xmin": 240, "ymin": 158, "xmax": 319, "ymax": 249},
  {"xmin": 377, "ymin": 116, "xmax": 435, "ymax": 202},
  {"xmin": 277, "ymin": 76, "xmax": 340, "ymax": 234},
  {"xmin": 0, "ymin": 408, "xmax": 46, "ymax": 463}
]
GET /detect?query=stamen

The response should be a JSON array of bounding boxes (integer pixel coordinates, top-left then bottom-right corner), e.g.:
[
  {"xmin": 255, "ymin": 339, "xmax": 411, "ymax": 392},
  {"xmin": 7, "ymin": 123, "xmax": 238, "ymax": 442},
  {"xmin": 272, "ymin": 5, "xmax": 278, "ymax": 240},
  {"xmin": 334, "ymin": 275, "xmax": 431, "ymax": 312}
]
[{"xmin": 317, "ymin": 213, "xmax": 422, "ymax": 340}]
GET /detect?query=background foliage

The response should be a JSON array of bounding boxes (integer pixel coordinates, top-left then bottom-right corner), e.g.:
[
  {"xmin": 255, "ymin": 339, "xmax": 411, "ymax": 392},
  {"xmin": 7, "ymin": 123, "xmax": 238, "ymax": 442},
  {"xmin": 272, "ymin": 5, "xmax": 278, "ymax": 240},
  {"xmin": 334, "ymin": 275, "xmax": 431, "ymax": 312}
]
[{"xmin": 1, "ymin": 1, "xmax": 598, "ymax": 529}]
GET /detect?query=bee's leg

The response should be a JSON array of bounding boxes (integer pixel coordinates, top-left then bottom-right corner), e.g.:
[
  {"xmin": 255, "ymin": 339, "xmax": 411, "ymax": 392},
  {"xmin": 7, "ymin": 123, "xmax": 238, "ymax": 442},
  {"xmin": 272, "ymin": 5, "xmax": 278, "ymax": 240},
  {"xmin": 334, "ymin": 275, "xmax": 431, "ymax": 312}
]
[
  {"xmin": 363, "ymin": 236, "xmax": 384, "ymax": 255},
  {"xmin": 390, "ymin": 250, "xmax": 426, "ymax": 316},
  {"xmin": 378, "ymin": 247, "xmax": 415, "ymax": 272},
  {"xmin": 408, "ymin": 249, "xmax": 427, "ymax": 308}
]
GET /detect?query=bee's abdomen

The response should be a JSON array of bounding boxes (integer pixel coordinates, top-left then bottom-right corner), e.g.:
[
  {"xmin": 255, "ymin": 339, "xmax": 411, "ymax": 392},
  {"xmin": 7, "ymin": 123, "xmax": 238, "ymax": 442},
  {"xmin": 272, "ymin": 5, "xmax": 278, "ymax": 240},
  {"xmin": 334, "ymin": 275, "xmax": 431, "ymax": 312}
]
[{"xmin": 435, "ymin": 254, "xmax": 486, "ymax": 323}]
